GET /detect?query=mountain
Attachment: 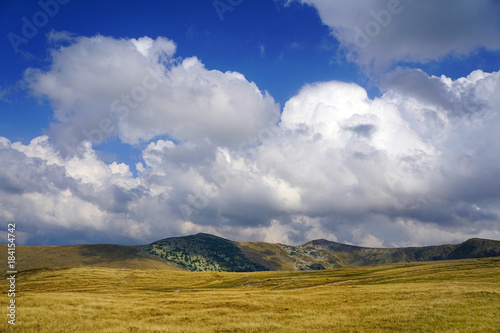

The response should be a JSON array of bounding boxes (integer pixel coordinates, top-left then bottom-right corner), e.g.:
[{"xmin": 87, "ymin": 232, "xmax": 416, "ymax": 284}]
[
  {"xmin": 141, "ymin": 233, "xmax": 269, "ymax": 272},
  {"xmin": 3, "ymin": 234, "xmax": 500, "ymax": 272},
  {"xmin": 447, "ymin": 238, "xmax": 500, "ymax": 259},
  {"xmin": 142, "ymin": 234, "xmax": 500, "ymax": 272}
]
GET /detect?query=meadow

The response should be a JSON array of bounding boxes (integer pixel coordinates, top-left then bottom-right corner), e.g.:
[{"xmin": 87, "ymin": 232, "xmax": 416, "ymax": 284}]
[{"xmin": 2, "ymin": 257, "xmax": 500, "ymax": 332}]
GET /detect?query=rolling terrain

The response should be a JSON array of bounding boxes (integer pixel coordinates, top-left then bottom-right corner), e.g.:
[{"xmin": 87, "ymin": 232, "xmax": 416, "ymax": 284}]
[
  {"xmin": 113, "ymin": 233, "xmax": 500, "ymax": 271},
  {"xmin": 3, "ymin": 233, "xmax": 500, "ymax": 272},
  {"xmin": 2, "ymin": 234, "xmax": 500, "ymax": 332},
  {"xmin": 0, "ymin": 243, "xmax": 181, "ymax": 271},
  {"xmin": 2, "ymin": 257, "xmax": 499, "ymax": 332}
]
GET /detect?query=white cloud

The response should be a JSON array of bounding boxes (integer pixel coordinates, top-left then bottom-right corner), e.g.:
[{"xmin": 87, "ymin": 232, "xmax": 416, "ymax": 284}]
[
  {"xmin": 297, "ymin": 0, "xmax": 500, "ymax": 71},
  {"xmin": 2, "ymin": 33, "xmax": 500, "ymax": 246},
  {"xmin": 24, "ymin": 35, "xmax": 280, "ymax": 153},
  {"xmin": 46, "ymin": 30, "xmax": 76, "ymax": 43}
]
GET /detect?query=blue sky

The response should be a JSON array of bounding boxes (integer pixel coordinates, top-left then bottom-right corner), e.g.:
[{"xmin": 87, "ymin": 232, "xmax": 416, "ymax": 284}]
[
  {"xmin": 1, "ymin": 0, "xmax": 500, "ymax": 246},
  {"xmin": 1, "ymin": 0, "xmax": 360, "ymax": 166}
]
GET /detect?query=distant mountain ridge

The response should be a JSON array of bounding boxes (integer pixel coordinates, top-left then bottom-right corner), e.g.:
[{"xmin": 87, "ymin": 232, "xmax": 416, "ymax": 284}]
[
  {"xmin": 141, "ymin": 233, "xmax": 500, "ymax": 272},
  {"xmin": 3, "ymin": 233, "xmax": 500, "ymax": 272}
]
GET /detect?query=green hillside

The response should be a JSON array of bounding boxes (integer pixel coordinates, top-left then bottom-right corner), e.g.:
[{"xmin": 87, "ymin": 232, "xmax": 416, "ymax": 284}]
[
  {"xmin": 3, "ymin": 233, "xmax": 500, "ymax": 273},
  {"xmin": 141, "ymin": 233, "xmax": 269, "ymax": 272},
  {"xmin": 143, "ymin": 233, "xmax": 500, "ymax": 272}
]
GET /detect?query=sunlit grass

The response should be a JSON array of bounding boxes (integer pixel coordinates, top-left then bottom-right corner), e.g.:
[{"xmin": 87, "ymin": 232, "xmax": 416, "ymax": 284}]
[{"xmin": 2, "ymin": 258, "xmax": 500, "ymax": 332}]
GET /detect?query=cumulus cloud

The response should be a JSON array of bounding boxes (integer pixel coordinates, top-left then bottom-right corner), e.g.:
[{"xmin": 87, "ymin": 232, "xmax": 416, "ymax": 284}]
[
  {"xmin": 296, "ymin": 0, "xmax": 500, "ymax": 70},
  {"xmin": 135, "ymin": 68, "xmax": 500, "ymax": 246},
  {"xmin": 2, "ymin": 33, "xmax": 500, "ymax": 246},
  {"xmin": 25, "ymin": 35, "xmax": 280, "ymax": 154}
]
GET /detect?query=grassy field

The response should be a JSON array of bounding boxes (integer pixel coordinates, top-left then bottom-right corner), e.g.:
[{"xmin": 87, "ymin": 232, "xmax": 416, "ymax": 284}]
[
  {"xmin": 2, "ymin": 257, "xmax": 500, "ymax": 332},
  {"xmin": 0, "ymin": 244, "xmax": 181, "ymax": 271}
]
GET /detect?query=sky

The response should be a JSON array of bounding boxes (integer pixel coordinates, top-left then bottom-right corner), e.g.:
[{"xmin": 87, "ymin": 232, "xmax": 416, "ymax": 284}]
[{"xmin": 1, "ymin": 0, "xmax": 500, "ymax": 247}]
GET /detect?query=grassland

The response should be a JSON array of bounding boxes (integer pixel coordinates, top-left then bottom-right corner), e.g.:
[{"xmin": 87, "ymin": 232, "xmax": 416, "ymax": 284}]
[
  {"xmin": 0, "ymin": 244, "xmax": 181, "ymax": 271},
  {"xmin": 2, "ymin": 257, "xmax": 500, "ymax": 332}
]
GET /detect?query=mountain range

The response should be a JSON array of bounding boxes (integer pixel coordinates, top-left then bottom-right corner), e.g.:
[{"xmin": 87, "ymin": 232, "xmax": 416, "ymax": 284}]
[{"xmin": 4, "ymin": 233, "xmax": 500, "ymax": 272}]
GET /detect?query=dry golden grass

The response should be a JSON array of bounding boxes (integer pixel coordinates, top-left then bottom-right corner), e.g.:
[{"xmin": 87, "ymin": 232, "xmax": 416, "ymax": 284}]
[
  {"xmin": 2, "ymin": 258, "xmax": 500, "ymax": 332},
  {"xmin": 0, "ymin": 244, "xmax": 181, "ymax": 272},
  {"xmin": 236, "ymin": 241, "xmax": 295, "ymax": 270}
]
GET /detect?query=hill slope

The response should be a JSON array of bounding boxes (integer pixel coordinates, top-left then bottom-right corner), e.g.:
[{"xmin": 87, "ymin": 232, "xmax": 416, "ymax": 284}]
[
  {"xmin": 4, "ymin": 234, "xmax": 500, "ymax": 272},
  {"xmin": 0, "ymin": 244, "xmax": 182, "ymax": 271},
  {"xmin": 9, "ymin": 257, "xmax": 500, "ymax": 332},
  {"xmin": 141, "ymin": 233, "xmax": 269, "ymax": 272},
  {"xmin": 142, "ymin": 233, "xmax": 500, "ymax": 272}
]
